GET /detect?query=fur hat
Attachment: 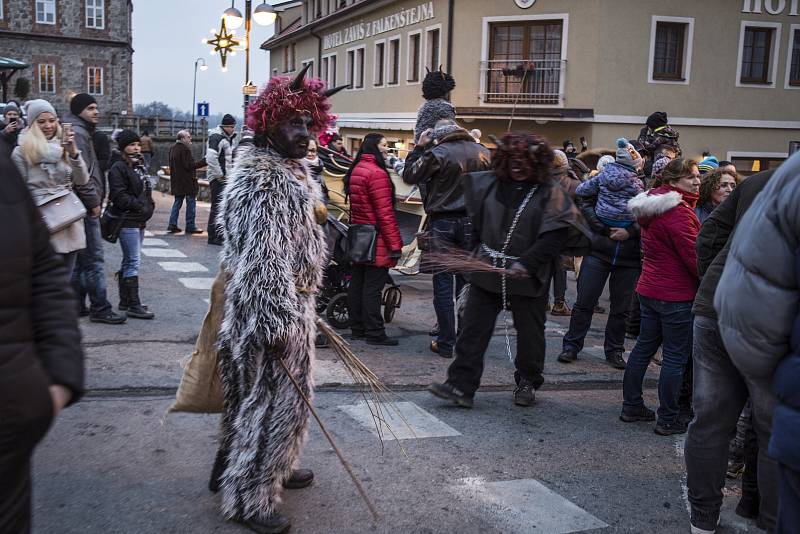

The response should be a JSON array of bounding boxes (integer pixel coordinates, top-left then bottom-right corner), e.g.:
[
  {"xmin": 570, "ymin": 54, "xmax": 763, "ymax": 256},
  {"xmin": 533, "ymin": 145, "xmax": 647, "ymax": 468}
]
[
  {"xmin": 246, "ymin": 70, "xmax": 334, "ymax": 137},
  {"xmin": 25, "ymin": 99, "xmax": 57, "ymax": 122},
  {"xmin": 553, "ymin": 149, "xmax": 570, "ymax": 174},
  {"xmin": 616, "ymin": 138, "xmax": 643, "ymax": 171},
  {"xmin": 116, "ymin": 129, "xmax": 141, "ymax": 151},
  {"xmin": 70, "ymin": 93, "xmax": 97, "ymax": 116},
  {"xmin": 421, "ymin": 68, "xmax": 456, "ymax": 100}
]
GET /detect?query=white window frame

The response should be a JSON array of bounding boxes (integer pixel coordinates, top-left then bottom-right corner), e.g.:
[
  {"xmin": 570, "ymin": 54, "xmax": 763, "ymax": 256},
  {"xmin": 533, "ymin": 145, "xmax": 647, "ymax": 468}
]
[
  {"xmin": 424, "ymin": 23, "xmax": 443, "ymax": 73},
  {"xmin": 647, "ymin": 16, "xmax": 694, "ymax": 85},
  {"xmin": 784, "ymin": 24, "xmax": 800, "ymax": 90},
  {"xmin": 301, "ymin": 58, "xmax": 315, "ymax": 77},
  {"xmin": 39, "ymin": 64, "xmax": 55, "ymax": 94},
  {"xmin": 386, "ymin": 35, "xmax": 401, "ymax": 86},
  {"xmin": 86, "ymin": 0, "xmax": 105, "ymax": 30},
  {"xmin": 479, "ymin": 13, "xmax": 570, "ymax": 109},
  {"xmin": 322, "ymin": 52, "xmax": 337, "ymax": 87},
  {"xmin": 87, "ymin": 67, "xmax": 104, "ymax": 95},
  {"xmin": 36, "ymin": 0, "xmax": 56, "ymax": 24},
  {"xmin": 373, "ymin": 39, "xmax": 386, "ymax": 87},
  {"xmin": 345, "ymin": 44, "xmax": 366, "ymax": 90},
  {"xmin": 405, "ymin": 30, "xmax": 421, "ymax": 85},
  {"xmin": 0, "ymin": 2, "xmax": 4, "ymax": 20},
  {"xmin": 736, "ymin": 20, "xmax": 782, "ymax": 88}
]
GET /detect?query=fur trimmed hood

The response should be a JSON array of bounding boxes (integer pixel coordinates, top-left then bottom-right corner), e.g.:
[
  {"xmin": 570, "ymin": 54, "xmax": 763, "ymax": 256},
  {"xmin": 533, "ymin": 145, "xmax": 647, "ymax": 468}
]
[{"xmin": 628, "ymin": 184, "xmax": 698, "ymax": 228}]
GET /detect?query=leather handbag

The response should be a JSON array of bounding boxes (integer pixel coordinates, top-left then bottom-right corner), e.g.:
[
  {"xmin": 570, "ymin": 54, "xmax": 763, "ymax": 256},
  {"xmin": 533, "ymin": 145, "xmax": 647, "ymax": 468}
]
[
  {"xmin": 100, "ymin": 203, "xmax": 127, "ymax": 243},
  {"xmin": 37, "ymin": 190, "xmax": 87, "ymax": 234},
  {"xmin": 344, "ymin": 223, "xmax": 378, "ymax": 263}
]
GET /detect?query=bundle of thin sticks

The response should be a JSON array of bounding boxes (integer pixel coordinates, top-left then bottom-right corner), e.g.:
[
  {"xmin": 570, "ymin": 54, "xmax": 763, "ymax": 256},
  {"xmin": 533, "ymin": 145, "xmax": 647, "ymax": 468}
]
[
  {"xmin": 316, "ymin": 319, "xmax": 416, "ymax": 454},
  {"xmin": 420, "ymin": 242, "xmax": 515, "ymax": 276}
]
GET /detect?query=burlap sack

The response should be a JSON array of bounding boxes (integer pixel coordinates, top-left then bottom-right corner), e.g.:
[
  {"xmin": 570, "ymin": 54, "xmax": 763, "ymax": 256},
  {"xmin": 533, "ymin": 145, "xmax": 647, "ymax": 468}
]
[{"xmin": 169, "ymin": 268, "xmax": 226, "ymax": 413}]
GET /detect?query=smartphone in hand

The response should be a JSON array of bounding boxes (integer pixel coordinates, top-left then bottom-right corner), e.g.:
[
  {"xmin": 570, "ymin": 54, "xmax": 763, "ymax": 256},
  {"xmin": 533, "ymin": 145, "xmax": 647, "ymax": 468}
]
[{"xmin": 61, "ymin": 122, "xmax": 72, "ymax": 146}]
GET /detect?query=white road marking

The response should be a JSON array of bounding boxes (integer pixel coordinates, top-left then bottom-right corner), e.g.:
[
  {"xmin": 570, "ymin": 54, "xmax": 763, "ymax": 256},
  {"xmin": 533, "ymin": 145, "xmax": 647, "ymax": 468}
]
[
  {"xmin": 675, "ymin": 436, "xmax": 691, "ymax": 515},
  {"xmin": 338, "ymin": 400, "xmax": 461, "ymax": 440},
  {"xmin": 451, "ymin": 477, "xmax": 608, "ymax": 534},
  {"xmin": 142, "ymin": 238, "xmax": 169, "ymax": 247},
  {"xmin": 141, "ymin": 248, "xmax": 187, "ymax": 258},
  {"xmin": 203, "ymin": 298, "xmax": 210, "ymax": 305},
  {"xmin": 158, "ymin": 262, "xmax": 209, "ymax": 273},
  {"xmin": 178, "ymin": 278, "xmax": 215, "ymax": 290},
  {"xmin": 144, "ymin": 230, "xmax": 154, "ymax": 237}
]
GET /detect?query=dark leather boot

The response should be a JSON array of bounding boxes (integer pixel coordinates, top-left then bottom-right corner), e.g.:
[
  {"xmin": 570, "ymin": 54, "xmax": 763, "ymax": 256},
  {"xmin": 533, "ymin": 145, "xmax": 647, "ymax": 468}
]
[
  {"xmin": 116, "ymin": 271, "xmax": 129, "ymax": 311},
  {"xmin": 123, "ymin": 276, "xmax": 155, "ymax": 319},
  {"xmin": 283, "ymin": 469, "xmax": 314, "ymax": 489},
  {"xmin": 237, "ymin": 512, "xmax": 291, "ymax": 534}
]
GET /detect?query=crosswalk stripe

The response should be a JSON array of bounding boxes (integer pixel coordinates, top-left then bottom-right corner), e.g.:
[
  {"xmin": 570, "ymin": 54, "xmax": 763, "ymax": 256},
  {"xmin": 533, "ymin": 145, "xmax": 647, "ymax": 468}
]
[
  {"xmin": 143, "ymin": 238, "xmax": 169, "ymax": 247},
  {"xmin": 144, "ymin": 230, "xmax": 154, "ymax": 237},
  {"xmin": 158, "ymin": 262, "xmax": 209, "ymax": 273},
  {"xmin": 141, "ymin": 248, "xmax": 187, "ymax": 258},
  {"xmin": 451, "ymin": 477, "xmax": 608, "ymax": 534},
  {"xmin": 338, "ymin": 401, "xmax": 461, "ymax": 440},
  {"xmin": 178, "ymin": 277, "xmax": 215, "ymax": 290}
]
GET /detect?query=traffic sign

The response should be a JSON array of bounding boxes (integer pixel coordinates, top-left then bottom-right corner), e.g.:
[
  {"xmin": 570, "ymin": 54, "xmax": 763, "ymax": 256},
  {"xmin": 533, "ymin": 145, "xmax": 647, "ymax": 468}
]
[{"xmin": 197, "ymin": 102, "xmax": 210, "ymax": 117}]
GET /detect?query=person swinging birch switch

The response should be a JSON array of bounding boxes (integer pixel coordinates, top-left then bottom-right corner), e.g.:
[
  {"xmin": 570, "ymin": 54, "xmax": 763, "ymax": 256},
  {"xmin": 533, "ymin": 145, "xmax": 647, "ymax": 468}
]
[{"xmin": 429, "ymin": 133, "xmax": 590, "ymax": 409}]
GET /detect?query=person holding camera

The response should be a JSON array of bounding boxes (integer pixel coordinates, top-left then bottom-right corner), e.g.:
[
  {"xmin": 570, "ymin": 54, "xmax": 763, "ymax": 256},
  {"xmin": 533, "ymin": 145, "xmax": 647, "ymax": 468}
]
[
  {"xmin": 11, "ymin": 100, "xmax": 90, "ymax": 278},
  {"xmin": 1, "ymin": 102, "xmax": 24, "ymax": 151}
]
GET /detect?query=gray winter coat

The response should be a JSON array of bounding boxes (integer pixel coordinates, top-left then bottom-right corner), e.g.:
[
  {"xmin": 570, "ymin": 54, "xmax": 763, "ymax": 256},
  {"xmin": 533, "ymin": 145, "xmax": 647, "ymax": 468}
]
[
  {"xmin": 63, "ymin": 113, "xmax": 104, "ymax": 209},
  {"xmin": 715, "ymin": 152, "xmax": 800, "ymax": 380}
]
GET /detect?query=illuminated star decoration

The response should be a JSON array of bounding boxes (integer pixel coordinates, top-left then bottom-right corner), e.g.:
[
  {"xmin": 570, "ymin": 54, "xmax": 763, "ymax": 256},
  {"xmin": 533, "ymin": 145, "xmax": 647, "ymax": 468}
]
[{"xmin": 205, "ymin": 18, "xmax": 240, "ymax": 71}]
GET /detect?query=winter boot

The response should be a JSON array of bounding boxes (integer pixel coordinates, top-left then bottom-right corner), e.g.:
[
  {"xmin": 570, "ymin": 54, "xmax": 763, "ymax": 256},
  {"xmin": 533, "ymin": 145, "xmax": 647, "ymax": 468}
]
[
  {"xmin": 550, "ymin": 300, "xmax": 572, "ymax": 316},
  {"xmin": 116, "ymin": 271, "xmax": 129, "ymax": 311},
  {"xmin": 123, "ymin": 276, "xmax": 155, "ymax": 319}
]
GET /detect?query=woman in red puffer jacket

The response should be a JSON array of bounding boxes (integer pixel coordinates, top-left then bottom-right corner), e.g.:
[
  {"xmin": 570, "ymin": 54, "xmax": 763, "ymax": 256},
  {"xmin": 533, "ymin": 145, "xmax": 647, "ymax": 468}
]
[
  {"xmin": 344, "ymin": 133, "xmax": 403, "ymax": 345},
  {"xmin": 620, "ymin": 158, "xmax": 701, "ymax": 436}
]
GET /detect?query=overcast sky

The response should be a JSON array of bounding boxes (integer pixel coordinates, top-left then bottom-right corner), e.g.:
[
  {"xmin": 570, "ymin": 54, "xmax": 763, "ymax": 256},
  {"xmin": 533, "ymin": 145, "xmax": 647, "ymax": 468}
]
[{"xmin": 132, "ymin": 1, "xmax": 277, "ymax": 117}]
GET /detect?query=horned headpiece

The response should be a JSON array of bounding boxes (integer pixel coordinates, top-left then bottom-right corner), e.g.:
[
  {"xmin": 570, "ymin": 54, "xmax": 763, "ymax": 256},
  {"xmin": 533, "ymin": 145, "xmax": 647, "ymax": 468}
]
[
  {"xmin": 490, "ymin": 132, "xmax": 555, "ymax": 184},
  {"xmin": 422, "ymin": 65, "xmax": 456, "ymax": 100},
  {"xmin": 246, "ymin": 63, "xmax": 349, "ymax": 136}
]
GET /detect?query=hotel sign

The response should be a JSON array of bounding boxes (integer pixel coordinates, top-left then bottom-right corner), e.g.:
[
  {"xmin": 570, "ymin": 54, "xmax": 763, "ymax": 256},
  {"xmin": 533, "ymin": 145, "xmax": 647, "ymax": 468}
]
[
  {"xmin": 742, "ymin": 0, "xmax": 799, "ymax": 14},
  {"xmin": 323, "ymin": 2, "xmax": 435, "ymax": 50}
]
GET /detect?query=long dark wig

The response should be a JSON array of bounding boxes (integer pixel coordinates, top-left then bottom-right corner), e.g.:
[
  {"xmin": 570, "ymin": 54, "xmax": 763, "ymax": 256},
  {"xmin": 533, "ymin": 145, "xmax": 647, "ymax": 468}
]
[{"xmin": 343, "ymin": 132, "xmax": 396, "ymax": 204}]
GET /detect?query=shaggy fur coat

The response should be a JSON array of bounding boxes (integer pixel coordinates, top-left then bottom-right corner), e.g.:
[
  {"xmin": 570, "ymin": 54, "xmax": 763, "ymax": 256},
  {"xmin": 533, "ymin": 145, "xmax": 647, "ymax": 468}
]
[
  {"xmin": 414, "ymin": 98, "xmax": 455, "ymax": 142},
  {"xmin": 215, "ymin": 144, "xmax": 326, "ymax": 521}
]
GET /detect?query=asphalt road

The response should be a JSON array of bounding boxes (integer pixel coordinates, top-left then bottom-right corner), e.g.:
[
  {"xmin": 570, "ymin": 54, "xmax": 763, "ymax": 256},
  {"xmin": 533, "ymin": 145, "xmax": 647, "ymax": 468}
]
[{"xmin": 32, "ymin": 193, "xmax": 757, "ymax": 534}]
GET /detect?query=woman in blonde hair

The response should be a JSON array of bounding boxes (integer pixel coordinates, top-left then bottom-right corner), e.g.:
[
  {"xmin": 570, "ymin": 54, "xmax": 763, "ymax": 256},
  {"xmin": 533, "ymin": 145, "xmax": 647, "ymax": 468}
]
[{"xmin": 11, "ymin": 99, "xmax": 89, "ymax": 277}]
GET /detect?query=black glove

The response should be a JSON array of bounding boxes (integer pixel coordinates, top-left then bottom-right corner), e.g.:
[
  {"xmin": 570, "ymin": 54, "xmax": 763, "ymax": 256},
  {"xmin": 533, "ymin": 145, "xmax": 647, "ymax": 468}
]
[{"xmin": 390, "ymin": 250, "xmax": 403, "ymax": 260}]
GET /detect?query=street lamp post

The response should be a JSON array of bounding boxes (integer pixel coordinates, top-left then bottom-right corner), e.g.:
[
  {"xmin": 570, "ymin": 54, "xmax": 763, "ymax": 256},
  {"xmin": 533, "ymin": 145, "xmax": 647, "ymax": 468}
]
[
  {"xmin": 191, "ymin": 57, "xmax": 208, "ymax": 134},
  {"xmin": 221, "ymin": 1, "xmax": 276, "ymax": 114}
]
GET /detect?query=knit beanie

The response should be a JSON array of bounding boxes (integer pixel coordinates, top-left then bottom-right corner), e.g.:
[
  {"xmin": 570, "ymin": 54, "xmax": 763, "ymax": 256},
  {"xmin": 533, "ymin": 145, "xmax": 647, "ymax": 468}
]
[
  {"xmin": 596, "ymin": 154, "xmax": 615, "ymax": 172},
  {"xmin": 25, "ymin": 99, "xmax": 57, "ymax": 122},
  {"xmin": 646, "ymin": 111, "xmax": 668, "ymax": 130},
  {"xmin": 70, "ymin": 93, "xmax": 97, "ymax": 116},
  {"xmin": 116, "ymin": 129, "xmax": 141, "ymax": 151},
  {"xmin": 698, "ymin": 156, "xmax": 719, "ymax": 174},
  {"xmin": 3, "ymin": 102, "xmax": 20, "ymax": 116},
  {"xmin": 651, "ymin": 154, "xmax": 671, "ymax": 180},
  {"xmin": 615, "ymin": 138, "xmax": 643, "ymax": 171},
  {"xmin": 552, "ymin": 149, "xmax": 570, "ymax": 174},
  {"xmin": 221, "ymin": 114, "xmax": 236, "ymax": 126}
]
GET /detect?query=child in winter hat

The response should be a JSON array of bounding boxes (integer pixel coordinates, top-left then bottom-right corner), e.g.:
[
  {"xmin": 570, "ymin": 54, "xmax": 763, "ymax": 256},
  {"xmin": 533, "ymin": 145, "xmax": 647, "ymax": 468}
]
[
  {"xmin": 575, "ymin": 138, "xmax": 644, "ymax": 227},
  {"xmin": 698, "ymin": 156, "xmax": 719, "ymax": 174}
]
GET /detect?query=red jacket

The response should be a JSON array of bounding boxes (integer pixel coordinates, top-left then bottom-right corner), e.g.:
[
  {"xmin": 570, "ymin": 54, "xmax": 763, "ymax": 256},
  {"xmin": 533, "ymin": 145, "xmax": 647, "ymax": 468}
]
[
  {"xmin": 629, "ymin": 184, "xmax": 700, "ymax": 302},
  {"xmin": 347, "ymin": 154, "xmax": 403, "ymax": 267}
]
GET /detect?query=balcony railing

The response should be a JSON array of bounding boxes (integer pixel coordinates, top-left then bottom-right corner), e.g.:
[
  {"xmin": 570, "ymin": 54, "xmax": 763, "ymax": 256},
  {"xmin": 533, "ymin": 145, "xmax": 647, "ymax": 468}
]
[{"xmin": 480, "ymin": 58, "xmax": 565, "ymax": 106}]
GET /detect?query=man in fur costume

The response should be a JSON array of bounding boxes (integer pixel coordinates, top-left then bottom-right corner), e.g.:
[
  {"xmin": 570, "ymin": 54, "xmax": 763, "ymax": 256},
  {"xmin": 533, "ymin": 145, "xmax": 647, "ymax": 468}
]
[
  {"xmin": 414, "ymin": 67, "xmax": 456, "ymax": 142},
  {"xmin": 209, "ymin": 64, "xmax": 345, "ymax": 534},
  {"xmin": 429, "ymin": 133, "xmax": 589, "ymax": 409}
]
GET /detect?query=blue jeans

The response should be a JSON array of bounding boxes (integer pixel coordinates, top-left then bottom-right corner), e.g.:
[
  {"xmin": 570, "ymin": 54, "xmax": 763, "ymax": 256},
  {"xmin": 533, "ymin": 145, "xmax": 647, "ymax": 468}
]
[
  {"xmin": 429, "ymin": 216, "xmax": 471, "ymax": 353},
  {"xmin": 119, "ymin": 227, "xmax": 144, "ymax": 278},
  {"xmin": 71, "ymin": 216, "xmax": 112, "ymax": 315},
  {"xmin": 778, "ymin": 464, "xmax": 800, "ymax": 534},
  {"xmin": 685, "ymin": 315, "xmax": 778, "ymax": 531},
  {"xmin": 168, "ymin": 195, "xmax": 197, "ymax": 230},
  {"xmin": 622, "ymin": 295, "xmax": 693, "ymax": 425}
]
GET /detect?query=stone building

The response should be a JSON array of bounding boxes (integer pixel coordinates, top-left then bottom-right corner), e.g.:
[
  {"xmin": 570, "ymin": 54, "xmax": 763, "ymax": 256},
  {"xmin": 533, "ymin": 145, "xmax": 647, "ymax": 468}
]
[
  {"xmin": 262, "ymin": 0, "xmax": 800, "ymax": 173},
  {"xmin": 0, "ymin": 0, "xmax": 134, "ymax": 114}
]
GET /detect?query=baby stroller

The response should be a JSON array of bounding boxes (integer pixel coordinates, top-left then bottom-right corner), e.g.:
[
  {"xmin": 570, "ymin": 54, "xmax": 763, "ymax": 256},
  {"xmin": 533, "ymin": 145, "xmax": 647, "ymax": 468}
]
[{"xmin": 319, "ymin": 215, "xmax": 402, "ymax": 330}]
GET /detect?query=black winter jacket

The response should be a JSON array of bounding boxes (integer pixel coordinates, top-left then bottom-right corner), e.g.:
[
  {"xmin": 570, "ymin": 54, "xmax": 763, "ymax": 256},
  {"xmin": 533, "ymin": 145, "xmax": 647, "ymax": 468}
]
[
  {"xmin": 692, "ymin": 170, "xmax": 774, "ymax": 319},
  {"xmin": 0, "ymin": 142, "xmax": 85, "ymax": 404},
  {"xmin": 64, "ymin": 113, "xmax": 105, "ymax": 210},
  {"xmin": 402, "ymin": 129, "xmax": 491, "ymax": 217},
  {"xmin": 108, "ymin": 157, "xmax": 155, "ymax": 228},
  {"xmin": 576, "ymin": 195, "xmax": 642, "ymax": 269}
]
